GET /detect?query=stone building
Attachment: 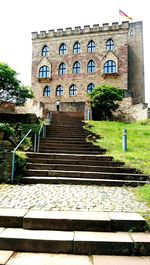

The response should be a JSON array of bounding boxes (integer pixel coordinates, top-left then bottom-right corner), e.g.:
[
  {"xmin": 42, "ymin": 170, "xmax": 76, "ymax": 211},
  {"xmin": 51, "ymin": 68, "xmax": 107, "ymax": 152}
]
[{"xmin": 31, "ymin": 21, "xmax": 145, "ymax": 114}]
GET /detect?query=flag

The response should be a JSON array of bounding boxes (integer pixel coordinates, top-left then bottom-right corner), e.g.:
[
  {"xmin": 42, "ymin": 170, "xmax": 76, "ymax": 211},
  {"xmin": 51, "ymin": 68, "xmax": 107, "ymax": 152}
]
[{"xmin": 119, "ymin": 9, "xmax": 132, "ymax": 21}]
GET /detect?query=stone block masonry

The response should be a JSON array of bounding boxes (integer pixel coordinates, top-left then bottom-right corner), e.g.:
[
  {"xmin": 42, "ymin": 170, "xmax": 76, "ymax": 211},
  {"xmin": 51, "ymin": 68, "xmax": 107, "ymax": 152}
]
[
  {"xmin": 31, "ymin": 20, "xmax": 146, "ymax": 116},
  {"xmin": 31, "ymin": 22, "xmax": 130, "ymax": 112},
  {"xmin": 0, "ymin": 140, "xmax": 12, "ymax": 183}
]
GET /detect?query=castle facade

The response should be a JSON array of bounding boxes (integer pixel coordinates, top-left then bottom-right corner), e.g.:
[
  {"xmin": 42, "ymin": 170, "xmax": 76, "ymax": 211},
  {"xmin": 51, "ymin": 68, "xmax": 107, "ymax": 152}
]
[{"xmin": 31, "ymin": 21, "xmax": 145, "ymax": 113}]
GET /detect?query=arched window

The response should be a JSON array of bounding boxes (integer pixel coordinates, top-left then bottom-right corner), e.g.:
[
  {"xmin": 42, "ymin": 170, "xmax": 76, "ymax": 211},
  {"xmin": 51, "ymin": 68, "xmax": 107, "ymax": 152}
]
[
  {"xmin": 42, "ymin": 45, "xmax": 49, "ymax": 56},
  {"xmin": 129, "ymin": 29, "xmax": 134, "ymax": 36},
  {"xmin": 59, "ymin": 63, "xmax": 67, "ymax": 75},
  {"xmin": 39, "ymin": 66, "xmax": 50, "ymax": 78},
  {"xmin": 43, "ymin": 86, "xmax": 51, "ymax": 96},
  {"xmin": 87, "ymin": 60, "xmax": 96, "ymax": 73},
  {"xmin": 59, "ymin": 43, "xmax": 67, "ymax": 55},
  {"xmin": 104, "ymin": 60, "xmax": 116, "ymax": 74},
  {"xmin": 56, "ymin": 85, "xmax": 64, "ymax": 96},
  {"xmin": 106, "ymin": 39, "xmax": 115, "ymax": 51},
  {"xmin": 73, "ymin": 42, "xmax": 81, "ymax": 54},
  {"xmin": 87, "ymin": 83, "xmax": 94, "ymax": 93},
  {"xmin": 87, "ymin": 40, "xmax": 96, "ymax": 52},
  {"xmin": 73, "ymin": 61, "xmax": 80, "ymax": 74},
  {"xmin": 69, "ymin": 85, "xmax": 77, "ymax": 96}
]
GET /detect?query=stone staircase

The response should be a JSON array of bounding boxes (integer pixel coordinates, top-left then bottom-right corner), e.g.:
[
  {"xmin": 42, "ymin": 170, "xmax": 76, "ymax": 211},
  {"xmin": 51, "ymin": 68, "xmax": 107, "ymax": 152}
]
[
  {"xmin": 0, "ymin": 111, "xmax": 150, "ymax": 260},
  {"xmin": 0, "ymin": 208, "xmax": 149, "ymax": 255},
  {"xmin": 23, "ymin": 111, "xmax": 149, "ymax": 186}
]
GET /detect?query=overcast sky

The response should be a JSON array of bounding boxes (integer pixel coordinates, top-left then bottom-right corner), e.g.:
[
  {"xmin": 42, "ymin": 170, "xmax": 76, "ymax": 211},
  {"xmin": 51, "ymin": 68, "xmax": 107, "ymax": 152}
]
[{"xmin": 0, "ymin": 0, "xmax": 149, "ymax": 105}]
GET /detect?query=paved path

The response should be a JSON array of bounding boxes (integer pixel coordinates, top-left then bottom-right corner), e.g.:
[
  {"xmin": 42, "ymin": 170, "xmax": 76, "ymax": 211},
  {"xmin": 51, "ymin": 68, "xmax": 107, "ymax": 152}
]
[
  {"xmin": 1, "ymin": 251, "xmax": 150, "ymax": 265},
  {"xmin": 0, "ymin": 184, "xmax": 149, "ymax": 214}
]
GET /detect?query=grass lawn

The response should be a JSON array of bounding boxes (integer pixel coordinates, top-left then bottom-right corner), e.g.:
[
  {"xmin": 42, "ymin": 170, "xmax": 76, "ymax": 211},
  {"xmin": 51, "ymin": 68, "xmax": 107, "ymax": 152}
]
[
  {"xmin": 86, "ymin": 120, "xmax": 150, "ymax": 175},
  {"xmin": 135, "ymin": 184, "xmax": 150, "ymax": 228}
]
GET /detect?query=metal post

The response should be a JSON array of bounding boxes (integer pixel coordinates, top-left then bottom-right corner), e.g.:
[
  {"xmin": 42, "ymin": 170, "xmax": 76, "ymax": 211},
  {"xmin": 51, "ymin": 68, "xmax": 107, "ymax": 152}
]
[
  {"xmin": 122, "ymin": 129, "xmax": 127, "ymax": 152},
  {"xmin": 34, "ymin": 133, "xmax": 37, "ymax": 152},
  {"xmin": 88, "ymin": 109, "xmax": 90, "ymax": 120},
  {"xmin": 84, "ymin": 105, "xmax": 86, "ymax": 121},
  {"xmin": 37, "ymin": 134, "xmax": 40, "ymax": 153},
  {"xmin": 42, "ymin": 126, "xmax": 45, "ymax": 138},
  {"xmin": 11, "ymin": 151, "xmax": 16, "ymax": 182}
]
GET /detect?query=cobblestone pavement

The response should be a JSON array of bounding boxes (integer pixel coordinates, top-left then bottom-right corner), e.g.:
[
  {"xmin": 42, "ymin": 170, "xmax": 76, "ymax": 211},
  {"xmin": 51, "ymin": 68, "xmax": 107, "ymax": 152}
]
[{"xmin": 0, "ymin": 184, "xmax": 149, "ymax": 214}]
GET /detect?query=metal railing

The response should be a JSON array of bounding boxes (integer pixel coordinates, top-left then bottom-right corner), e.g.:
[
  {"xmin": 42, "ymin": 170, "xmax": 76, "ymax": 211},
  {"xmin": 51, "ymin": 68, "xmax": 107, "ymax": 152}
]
[
  {"xmin": 34, "ymin": 112, "xmax": 52, "ymax": 153},
  {"xmin": 11, "ymin": 113, "xmax": 53, "ymax": 182},
  {"xmin": 11, "ymin": 129, "xmax": 32, "ymax": 183},
  {"xmin": 37, "ymin": 125, "xmax": 46, "ymax": 153},
  {"xmin": 47, "ymin": 111, "xmax": 52, "ymax": 125}
]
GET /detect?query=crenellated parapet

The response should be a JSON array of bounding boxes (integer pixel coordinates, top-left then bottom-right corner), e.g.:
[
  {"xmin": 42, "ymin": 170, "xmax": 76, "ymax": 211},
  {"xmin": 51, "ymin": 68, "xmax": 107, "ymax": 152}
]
[{"xmin": 32, "ymin": 21, "xmax": 129, "ymax": 39}]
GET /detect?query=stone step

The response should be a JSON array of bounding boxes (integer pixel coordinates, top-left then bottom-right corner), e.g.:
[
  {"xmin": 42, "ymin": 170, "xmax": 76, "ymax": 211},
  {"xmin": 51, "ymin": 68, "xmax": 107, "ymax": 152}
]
[
  {"xmin": 22, "ymin": 176, "xmax": 148, "ymax": 186},
  {"xmin": 26, "ymin": 169, "xmax": 148, "ymax": 181},
  {"xmin": 23, "ymin": 211, "xmax": 146, "ymax": 232},
  {"xmin": 42, "ymin": 137, "xmax": 89, "ymax": 141},
  {"xmin": 0, "ymin": 228, "xmax": 149, "ymax": 255},
  {"xmin": 1, "ymin": 252, "xmax": 150, "ymax": 265},
  {"xmin": 46, "ymin": 128, "xmax": 87, "ymax": 132},
  {"xmin": 39, "ymin": 146, "xmax": 103, "ymax": 152},
  {"xmin": 39, "ymin": 144, "xmax": 101, "ymax": 149},
  {"xmin": 26, "ymin": 152, "xmax": 113, "ymax": 161},
  {"xmin": 48, "ymin": 123, "xmax": 84, "ymax": 127},
  {"xmin": 43, "ymin": 138, "xmax": 90, "ymax": 142},
  {"xmin": 39, "ymin": 149, "xmax": 105, "ymax": 154},
  {"xmin": 46, "ymin": 127, "xmax": 88, "ymax": 131},
  {"xmin": 46, "ymin": 134, "xmax": 90, "ymax": 138},
  {"xmin": 51, "ymin": 121, "xmax": 85, "ymax": 124},
  {"xmin": 27, "ymin": 158, "xmax": 124, "ymax": 167},
  {"xmin": 27, "ymin": 163, "xmax": 138, "ymax": 174},
  {"xmin": 40, "ymin": 142, "xmax": 96, "ymax": 147},
  {"xmin": 0, "ymin": 209, "xmax": 146, "ymax": 232}
]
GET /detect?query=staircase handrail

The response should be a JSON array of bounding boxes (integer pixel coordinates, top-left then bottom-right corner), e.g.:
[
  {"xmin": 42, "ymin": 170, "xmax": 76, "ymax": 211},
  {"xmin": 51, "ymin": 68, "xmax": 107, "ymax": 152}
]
[
  {"xmin": 11, "ymin": 129, "xmax": 32, "ymax": 183},
  {"xmin": 37, "ymin": 124, "xmax": 46, "ymax": 153},
  {"xmin": 47, "ymin": 111, "xmax": 52, "ymax": 125}
]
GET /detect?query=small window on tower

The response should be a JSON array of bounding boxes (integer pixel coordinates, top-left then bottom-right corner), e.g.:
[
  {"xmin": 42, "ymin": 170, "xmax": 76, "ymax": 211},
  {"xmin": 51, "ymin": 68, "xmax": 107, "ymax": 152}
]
[
  {"xmin": 42, "ymin": 45, "xmax": 49, "ymax": 56},
  {"xmin": 59, "ymin": 43, "xmax": 67, "ymax": 55},
  {"xmin": 106, "ymin": 39, "xmax": 115, "ymax": 51}
]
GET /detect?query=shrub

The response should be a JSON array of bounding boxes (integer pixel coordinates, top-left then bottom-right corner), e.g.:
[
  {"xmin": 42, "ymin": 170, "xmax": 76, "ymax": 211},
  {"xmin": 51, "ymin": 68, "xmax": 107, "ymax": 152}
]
[{"xmin": 89, "ymin": 84, "xmax": 123, "ymax": 120}]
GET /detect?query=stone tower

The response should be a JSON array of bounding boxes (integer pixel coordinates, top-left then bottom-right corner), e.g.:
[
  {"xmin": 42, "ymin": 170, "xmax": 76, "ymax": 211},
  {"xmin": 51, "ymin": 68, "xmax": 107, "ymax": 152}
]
[{"xmin": 128, "ymin": 21, "xmax": 145, "ymax": 103}]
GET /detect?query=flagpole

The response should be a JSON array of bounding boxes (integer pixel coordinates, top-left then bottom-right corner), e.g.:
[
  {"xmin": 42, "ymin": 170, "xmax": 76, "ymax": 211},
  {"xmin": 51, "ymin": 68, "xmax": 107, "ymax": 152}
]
[{"xmin": 118, "ymin": 7, "xmax": 121, "ymax": 24}]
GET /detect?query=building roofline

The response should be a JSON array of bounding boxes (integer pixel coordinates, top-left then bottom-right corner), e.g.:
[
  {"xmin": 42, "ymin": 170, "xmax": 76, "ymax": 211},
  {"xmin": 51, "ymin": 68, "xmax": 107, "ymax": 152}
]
[{"xmin": 31, "ymin": 21, "xmax": 133, "ymax": 39}]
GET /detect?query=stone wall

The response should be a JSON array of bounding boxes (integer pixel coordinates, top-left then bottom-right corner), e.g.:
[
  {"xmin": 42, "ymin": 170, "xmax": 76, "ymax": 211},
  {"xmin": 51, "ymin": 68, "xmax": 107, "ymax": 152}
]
[
  {"xmin": 0, "ymin": 102, "xmax": 15, "ymax": 113},
  {"xmin": 0, "ymin": 139, "xmax": 12, "ymax": 183},
  {"xmin": 114, "ymin": 97, "xmax": 148, "ymax": 122},
  {"xmin": 15, "ymin": 99, "xmax": 44, "ymax": 118}
]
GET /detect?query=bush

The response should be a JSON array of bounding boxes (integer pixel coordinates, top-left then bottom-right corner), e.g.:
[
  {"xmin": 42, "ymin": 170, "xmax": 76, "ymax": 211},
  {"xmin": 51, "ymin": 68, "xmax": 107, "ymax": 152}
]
[
  {"xmin": 0, "ymin": 122, "xmax": 32, "ymax": 150},
  {"xmin": 15, "ymin": 151, "xmax": 27, "ymax": 182},
  {"xmin": 89, "ymin": 84, "xmax": 123, "ymax": 120}
]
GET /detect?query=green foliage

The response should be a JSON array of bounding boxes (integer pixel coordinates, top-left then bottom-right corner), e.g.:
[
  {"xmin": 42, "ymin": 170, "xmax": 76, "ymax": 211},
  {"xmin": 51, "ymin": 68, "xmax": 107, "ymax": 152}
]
[
  {"xmin": 15, "ymin": 151, "xmax": 27, "ymax": 182},
  {"xmin": 89, "ymin": 84, "xmax": 123, "ymax": 120},
  {"xmin": 135, "ymin": 184, "xmax": 150, "ymax": 229},
  {"xmin": 0, "ymin": 122, "xmax": 32, "ymax": 149},
  {"xmin": 86, "ymin": 120, "xmax": 150, "ymax": 175},
  {"xmin": 0, "ymin": 62, "xmax": 34, "ymax": 105},
  {"xmin": 136, "ymin": 185, "xmax": 150, "ymax": 207},
  {"xmin": 0, "ymin": 123, "xmax": 15, "ymax": 137}
]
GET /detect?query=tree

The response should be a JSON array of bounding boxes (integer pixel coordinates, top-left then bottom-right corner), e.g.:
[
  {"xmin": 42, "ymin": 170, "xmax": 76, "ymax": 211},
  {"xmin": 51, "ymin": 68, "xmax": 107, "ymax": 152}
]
[
  {"xmin": 89, "ymin": 84, "xmax": 123, "ymax": 120},
  {"xmin": 0, "ymin": 62, "xmax": 34, "ymax": 105}
]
